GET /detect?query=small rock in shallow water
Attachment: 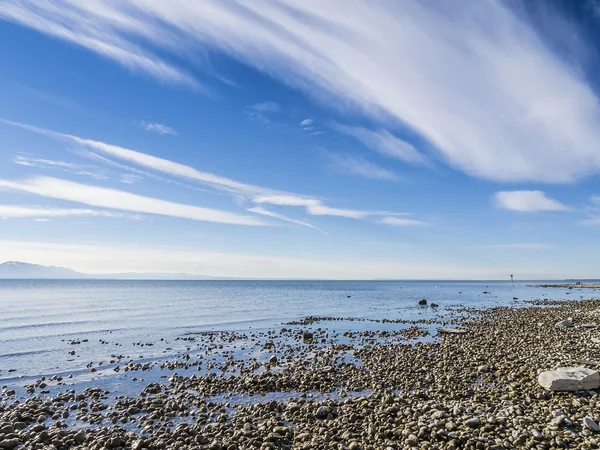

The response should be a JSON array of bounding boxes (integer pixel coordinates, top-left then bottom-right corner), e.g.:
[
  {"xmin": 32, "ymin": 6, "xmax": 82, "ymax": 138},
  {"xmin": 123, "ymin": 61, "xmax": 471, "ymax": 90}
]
[
  {"xmin": 538, "ymin": 367, "xmax": 600, "ymax": 391},
  {"xmin": 269, "ymin": 355, "xmax": 277, "ymax": 364},
  {"xmin": 583, "ymin": 417, "xmax": 600, "ymax": 432},
  {"xmin": 418, "ymin": 298, "xmax": 427, "ymax": 306}
]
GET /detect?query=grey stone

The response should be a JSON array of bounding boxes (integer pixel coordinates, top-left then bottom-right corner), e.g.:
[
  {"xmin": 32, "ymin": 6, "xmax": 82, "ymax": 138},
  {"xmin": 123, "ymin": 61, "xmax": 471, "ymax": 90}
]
[
  {"xmin": 465, "ymin": 417, "xmax": 481, "ymax": 428},
  {"xmin": 583, "ymin": 417, "xmax": 600, "ymax": 432},
  {"xmin": 0, "ymin": 439, "xmax": 19, "ymax": 450},
  {"xmin": 538, "ymin": 367, "xmax": 600, "ymax": 391}
]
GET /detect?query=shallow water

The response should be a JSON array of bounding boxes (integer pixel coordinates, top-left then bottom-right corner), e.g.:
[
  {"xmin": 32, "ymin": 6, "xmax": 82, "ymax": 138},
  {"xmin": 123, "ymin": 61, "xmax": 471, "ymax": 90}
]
[{"xmin": 0, "ymin": 279, "xmax": 595, "ymax": 382}]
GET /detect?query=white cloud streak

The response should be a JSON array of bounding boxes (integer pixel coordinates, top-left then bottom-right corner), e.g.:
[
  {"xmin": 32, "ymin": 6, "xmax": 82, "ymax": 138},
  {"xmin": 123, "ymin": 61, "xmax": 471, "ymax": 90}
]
[
  {"xmin": 141, "ymin": 121, "xmax": 177, "ymax": 135},
  {"xmin": 4, "ymin": 1, "xmax": 599, "ymax": 181},
  {"xmin": 0, "ymin": 205, "xmax": 130, "ymax": 219},
  {"xmin": 380, "ymin": 217, "xmax": 431, "ymax": 227},
  {"xmin": 246, "ymin": 206, "xmax": 324, "ymax": 232},
  {"xmin": 333, "ymin": 124, "xmax": 427, "ymax": 165},
  {"xmin": 494, "ymin": 190, "xmax": 569, "ymax": 212},
  {"xmin": 13, "ymin": 154, "xmax": 110, "ymax": 180},
  {"xmin": 0, "ymin": 1, "xmax": 199, "ymax": 89},
  {"xmin": 327, "ymin": 153, "xmax": 398, "ymax": 181},
  {"xmin": 0, "ymin": 177, "xmax": 268, "ymax": 226},
  {"xmin": 252, "ymin": 195, "xmax": 367, "ymax": 219},
  {"xmin": 2, "ymin": 119, "xmax": 418, "ymax": 222}
]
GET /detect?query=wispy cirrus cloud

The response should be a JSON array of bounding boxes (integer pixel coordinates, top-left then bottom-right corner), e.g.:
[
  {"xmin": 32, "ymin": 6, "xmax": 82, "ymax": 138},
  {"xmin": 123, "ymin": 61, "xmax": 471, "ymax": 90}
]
[
  {"xmin": 1, "ymin": 0, "xmax": 596, "ymax": 182},
  {"xmin": 0, "ymin": 177, "xmax": 268, "ymax": 226},
  {"xmin": 4, "ymin": 2, "xmax": 598, "ymax": 181},
  {"xmin": 251, "ymin": 195, "xmax": 411, "ymax": 220},
  {"xmin": 250, "ymin": 102, "xmax": 281, "ymax": 113},
  {"xmin": 494, "ymin": 190, "xmax": 569, "ymax": 212},
  {"xmin": 140, "ymin": 121, "xmax": 177, "ymax": 136},
  {"xmin": 247, "ymin": 206, "xmax": 324, "ymax": 232},
  {"xmin": 2, "ymin": 119, "xmax": 422, "ymax": 224},
  {"xmin": 13, "ymin": 154, "xmax": 110, "ymax": 180},
  {"xmin": 580, "ymin": 195, "xmax": 600, "ymax": 226},
  {"xmin": 380, "ymin": 217, "xmax": 431, "ymax": 227},
  {"xmin": 0, "ymin": 1, "xmax": 199, "ymax": 89},
  {"xmin": 0, "ymin": 205, "xmax": 135, "ymax": 219},
  {"xmin": 333, "ymin": 124, "xmax": 427, "ymax": 165},
  {"xmin": 327, "ymin": 153, "xmax": 398, "ymax": 181}
]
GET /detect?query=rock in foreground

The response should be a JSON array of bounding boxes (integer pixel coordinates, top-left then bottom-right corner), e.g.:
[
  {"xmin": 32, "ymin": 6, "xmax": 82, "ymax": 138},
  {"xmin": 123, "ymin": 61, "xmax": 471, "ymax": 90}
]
[{"xmin": 538, "ymin": 367, "xmax": 600, "ymax": 391}]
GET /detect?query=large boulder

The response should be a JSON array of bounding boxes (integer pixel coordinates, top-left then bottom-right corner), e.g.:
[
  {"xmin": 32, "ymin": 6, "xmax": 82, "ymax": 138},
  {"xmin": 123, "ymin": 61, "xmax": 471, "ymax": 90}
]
[{"xmin": 538, "ymin": 367, "xmax": 600, "ymax": 391}]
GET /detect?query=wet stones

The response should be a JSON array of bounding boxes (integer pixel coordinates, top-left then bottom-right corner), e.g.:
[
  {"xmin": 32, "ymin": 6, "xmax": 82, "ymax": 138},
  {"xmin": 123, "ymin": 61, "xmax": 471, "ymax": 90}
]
[{"xmin": 418, "ymin": 299, "xmax": 427, "ymax": 306}]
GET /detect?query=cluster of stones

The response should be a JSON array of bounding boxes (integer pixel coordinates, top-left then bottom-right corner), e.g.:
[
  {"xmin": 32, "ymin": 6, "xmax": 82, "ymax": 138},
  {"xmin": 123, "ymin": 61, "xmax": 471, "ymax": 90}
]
[{"xmin": 3, "ymin": 299, "xmax": 600, "ymax": 448}]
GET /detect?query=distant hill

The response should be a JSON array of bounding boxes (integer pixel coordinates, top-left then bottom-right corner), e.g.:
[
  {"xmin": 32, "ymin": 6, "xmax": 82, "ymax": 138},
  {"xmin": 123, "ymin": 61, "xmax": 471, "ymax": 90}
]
[
  {"xmin": 0, "ymin": 261, "xmax": 236, "ymax": 280},
  {"xmin": 0, "ymin": 261, "xmax": 85, "ymax": 279}
]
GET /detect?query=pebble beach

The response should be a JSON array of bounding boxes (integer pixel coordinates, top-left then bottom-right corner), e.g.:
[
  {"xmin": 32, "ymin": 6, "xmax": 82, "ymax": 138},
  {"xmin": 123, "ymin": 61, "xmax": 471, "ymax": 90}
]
[{"xmin": 3, "ymin": 295, "xmax": 600, "ymax": 449}]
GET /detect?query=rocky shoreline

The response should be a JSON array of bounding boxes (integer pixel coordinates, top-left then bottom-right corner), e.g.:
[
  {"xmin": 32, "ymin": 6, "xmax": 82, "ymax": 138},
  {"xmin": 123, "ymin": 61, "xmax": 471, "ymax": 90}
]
[
  {"xmin": 535, "ymin": 283, "xmax": 600, "ymax": 289},
  {"xmin": 3, "ymin": 299, "xmax": 600, "ymax": 449}
]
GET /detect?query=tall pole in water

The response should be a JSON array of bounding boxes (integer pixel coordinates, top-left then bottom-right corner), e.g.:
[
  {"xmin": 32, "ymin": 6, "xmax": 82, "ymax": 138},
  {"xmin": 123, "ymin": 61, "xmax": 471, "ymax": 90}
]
[{"xmin": 510, "ymin": 274, "xmax": 514, "ymax": 284}]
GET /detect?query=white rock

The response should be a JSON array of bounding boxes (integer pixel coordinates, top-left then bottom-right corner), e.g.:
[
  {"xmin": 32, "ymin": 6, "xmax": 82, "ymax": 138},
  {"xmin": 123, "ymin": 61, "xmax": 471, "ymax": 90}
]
[
  {"xmin": 538, "ymin": 367, "xmax": 600, "ymax": 391},
  {"xmin": 556, "ymin": 319, "xmax": 573, "ymax": 327},
  {"xmin": 583, "ymin": 417, "xmax": 600, "ymax": 432},
  {"xmin": 438, "ymin": 328, "xmax": 469, "ymax": 335}
]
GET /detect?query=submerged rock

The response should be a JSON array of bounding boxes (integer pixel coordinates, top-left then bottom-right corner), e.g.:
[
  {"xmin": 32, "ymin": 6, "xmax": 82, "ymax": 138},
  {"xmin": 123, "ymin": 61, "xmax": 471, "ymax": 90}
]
[{"xmin": 538, "ymin": 367, "xmax": 600, "ymax": 391}]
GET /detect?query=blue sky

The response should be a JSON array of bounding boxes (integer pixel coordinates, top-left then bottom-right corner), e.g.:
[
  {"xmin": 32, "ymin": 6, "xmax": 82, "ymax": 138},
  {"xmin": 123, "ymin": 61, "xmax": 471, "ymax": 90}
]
[{"xmin": 0, "ymin": 0, "xmax": 600, "ymax": 279}]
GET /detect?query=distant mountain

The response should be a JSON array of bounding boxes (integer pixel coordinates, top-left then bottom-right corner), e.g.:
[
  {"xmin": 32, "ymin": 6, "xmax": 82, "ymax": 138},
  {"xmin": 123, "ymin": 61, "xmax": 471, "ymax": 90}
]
[
  {"xmin": 0, "ymin": 261, "xmax": 236, "ymax": 280},
  {"xmin": 0, "ymin": 261, "xmax": 85, "ymax": 279}
]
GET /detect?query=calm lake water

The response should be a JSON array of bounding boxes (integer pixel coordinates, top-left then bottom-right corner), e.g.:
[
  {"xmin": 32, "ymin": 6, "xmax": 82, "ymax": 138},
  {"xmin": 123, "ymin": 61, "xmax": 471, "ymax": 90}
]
[{"xmin": 0, "ymin": 280, "xmax": 593, "ymax": 382}]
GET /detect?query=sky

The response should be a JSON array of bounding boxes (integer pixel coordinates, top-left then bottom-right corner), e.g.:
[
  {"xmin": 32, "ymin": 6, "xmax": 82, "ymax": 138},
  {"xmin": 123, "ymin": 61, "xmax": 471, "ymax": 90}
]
[{"xmin": 0, "ymin": 0, "xmax": 600, "ymax": 279}]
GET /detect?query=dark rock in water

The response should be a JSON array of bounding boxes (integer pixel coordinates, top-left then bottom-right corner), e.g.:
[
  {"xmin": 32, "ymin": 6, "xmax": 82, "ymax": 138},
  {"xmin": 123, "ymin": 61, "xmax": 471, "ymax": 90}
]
[
  {"xmin": 513, "ymin": 297, "xmax": 518, "ymax": 300},
  {"xmin": 302, "ymin": 331, "xmax": 314, "ymax": 341},
  {"xmin": 418, "ymin": 299, "xmax": 427, "ymax": 306},
  {"xmin": 430, "ymin": 303, "xmax": 439, "ymax": 308},
  {"xmin": 347, "ymin": 295, "xmax": 351, "ymax": 298},
  {"xmin": 483, "ymin": 291, "xmax": 489, "ymax": 294}
]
